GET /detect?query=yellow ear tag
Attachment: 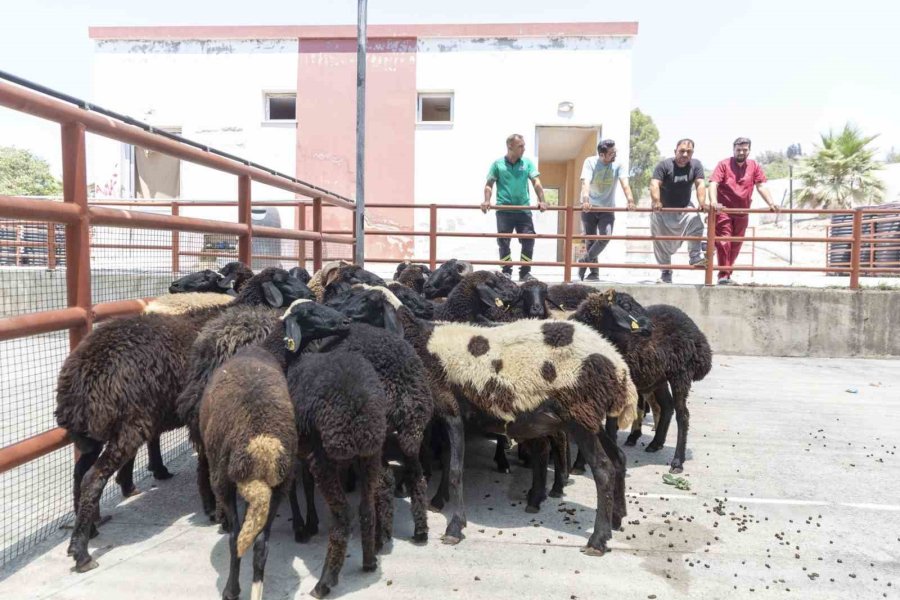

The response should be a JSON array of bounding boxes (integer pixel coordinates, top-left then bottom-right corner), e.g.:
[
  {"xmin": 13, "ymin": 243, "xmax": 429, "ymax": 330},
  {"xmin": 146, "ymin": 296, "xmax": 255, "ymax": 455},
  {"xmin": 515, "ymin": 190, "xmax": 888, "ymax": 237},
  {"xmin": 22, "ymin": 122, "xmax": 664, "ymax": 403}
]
[
  {"xmin": 494, "ymin": 298, "xmax": 504, "ymax": 308},
  {"xmin": 284, "ymin": 337, "xmax": 296, "ymax": 352},
  {"xmin": 630, "ymin": 320, "xmax": 639, "ymax": 331}
]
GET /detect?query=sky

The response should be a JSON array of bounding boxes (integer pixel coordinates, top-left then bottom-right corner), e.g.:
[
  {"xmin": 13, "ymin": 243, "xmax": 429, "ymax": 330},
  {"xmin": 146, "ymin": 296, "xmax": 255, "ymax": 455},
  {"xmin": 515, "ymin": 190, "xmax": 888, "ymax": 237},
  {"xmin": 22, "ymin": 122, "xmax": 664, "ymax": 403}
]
[{"xmin": 2, "ymin": 0, "xmax": 898, "ymax": 177}]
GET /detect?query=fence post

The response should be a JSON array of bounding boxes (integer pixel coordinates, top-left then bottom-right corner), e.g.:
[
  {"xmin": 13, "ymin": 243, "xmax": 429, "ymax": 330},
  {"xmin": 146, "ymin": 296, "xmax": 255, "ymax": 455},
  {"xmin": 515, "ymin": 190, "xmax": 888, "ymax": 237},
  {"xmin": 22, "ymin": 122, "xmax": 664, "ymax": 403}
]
[
  {"xmin": 238, "ymin": 175, "xmax": 251, "ymax": 266},
  {"xmin": 171, "ymin": 202, "xmax": 180, "ymax": 273},
  {"xmin": 850, "ymin": 208, "xmax": 862, "ymax": 289},
  {"xmin": 47, "ymin": 222, "xmax": 57, "ymax": 270},
  {"xmin": 563, "ymin": 203, "xmax": 574, "ymax": 282},
  {"xmin": 704, "ymin": 205, "xmax": 716, "ymax": 286},
  {"xmin": 312, "ymin": 197, "xmax": 323, "ymax": 271},
  {"xmin": 351, "ymin": 209, "xmax": 358, "ymax": 265},
  {"xmin": 61, "ymin": 122, "xmax": 91, "ymax": 351},
  {"xmin": 295, "ymin": 199, "xmax": 306, "ymax": 268},
  {"xmin": 429, "ymin": 204, "xmax": 437, "ymax": 270}
]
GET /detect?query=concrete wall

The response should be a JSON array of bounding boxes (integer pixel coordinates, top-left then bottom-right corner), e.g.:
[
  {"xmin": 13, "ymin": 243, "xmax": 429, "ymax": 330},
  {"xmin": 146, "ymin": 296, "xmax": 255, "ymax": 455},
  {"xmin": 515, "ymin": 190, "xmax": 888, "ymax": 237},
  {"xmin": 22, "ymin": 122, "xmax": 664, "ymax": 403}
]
[
  {"xmin": 413, "ymin": 35, "xmax": 634, "ymax": 263},
  {"xmin": 610, "ymin": 283, "xmax": 900, "ymax": 358},
  {"xmin": 4, "ymin": 270, "xmax": 896, "ymax": 357}
]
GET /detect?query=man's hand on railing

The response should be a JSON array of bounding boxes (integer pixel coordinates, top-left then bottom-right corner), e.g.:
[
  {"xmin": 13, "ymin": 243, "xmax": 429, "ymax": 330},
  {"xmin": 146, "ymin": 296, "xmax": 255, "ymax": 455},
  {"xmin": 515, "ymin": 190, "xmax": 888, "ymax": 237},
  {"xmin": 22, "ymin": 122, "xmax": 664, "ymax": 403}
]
[
  {"xmin": 538, "ymin": 201, "xmax": 548, "ymax": 213},
  {"xmin": 581, "ymin": 199, "xmax": 591, "ymax": 212},
  {"xmin": 767, "ymin": 203, "xmax": 780, "ymax": 213},
  {"xmin": 480, "ymin": 201, "xmax": 490, "ymax": 214},
  {"xmin": 651, "ymin": 200, "xmax": 663, "ymax": 212},
  {"xmin": 626, "ymin": 201, "xmax": 636, "ymax": 211}
]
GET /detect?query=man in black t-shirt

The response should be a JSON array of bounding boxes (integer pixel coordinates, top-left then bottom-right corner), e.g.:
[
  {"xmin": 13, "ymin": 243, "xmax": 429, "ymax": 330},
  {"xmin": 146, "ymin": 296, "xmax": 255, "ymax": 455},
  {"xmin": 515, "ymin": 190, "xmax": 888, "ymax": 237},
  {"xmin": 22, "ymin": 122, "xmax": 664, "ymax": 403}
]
[{"xmin": 649, "ymin": 139, "xmax": 709, "ymax": 283}]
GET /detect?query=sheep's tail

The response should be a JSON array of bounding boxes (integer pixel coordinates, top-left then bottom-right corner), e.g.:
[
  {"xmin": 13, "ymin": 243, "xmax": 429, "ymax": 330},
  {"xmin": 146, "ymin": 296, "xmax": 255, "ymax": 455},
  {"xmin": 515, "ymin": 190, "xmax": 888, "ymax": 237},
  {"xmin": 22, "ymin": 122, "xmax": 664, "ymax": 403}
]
[
  {"xmin": 235, "ymin": 435, "xmax": 286, "ymax": 557},
  {"xmin": 617, "ymin": 371, "xmax": 639, "ymax": 431}
]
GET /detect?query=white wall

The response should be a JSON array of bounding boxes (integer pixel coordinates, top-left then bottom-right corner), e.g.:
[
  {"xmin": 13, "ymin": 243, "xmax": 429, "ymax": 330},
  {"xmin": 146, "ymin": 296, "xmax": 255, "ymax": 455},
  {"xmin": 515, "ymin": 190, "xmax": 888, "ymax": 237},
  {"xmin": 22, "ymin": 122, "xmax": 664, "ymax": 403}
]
[
  {"xmin": 413, "ymin": 35, "xmax": 634, "ymax": 272},
  {"xmin": 89, "ymin": 39, "xmax": 299, "ymax": 228}
]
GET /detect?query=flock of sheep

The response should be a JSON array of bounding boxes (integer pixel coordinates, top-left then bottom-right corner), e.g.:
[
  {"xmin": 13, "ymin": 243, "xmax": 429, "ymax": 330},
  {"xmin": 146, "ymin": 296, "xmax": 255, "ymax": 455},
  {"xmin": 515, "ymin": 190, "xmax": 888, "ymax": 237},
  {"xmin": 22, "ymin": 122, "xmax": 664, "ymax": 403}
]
[{"xmin": 53, "ymin": 258, "xmax": 712, "ymax": 599}]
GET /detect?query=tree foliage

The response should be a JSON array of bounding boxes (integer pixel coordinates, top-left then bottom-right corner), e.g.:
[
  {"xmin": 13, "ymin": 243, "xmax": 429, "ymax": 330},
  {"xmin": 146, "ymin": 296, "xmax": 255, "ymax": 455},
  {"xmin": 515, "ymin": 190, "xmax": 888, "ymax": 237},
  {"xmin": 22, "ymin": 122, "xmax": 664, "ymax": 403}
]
[
  {"xmin": 629, "ymin": 108, "xmax": 661, "ymax": 200},
  {"xmin": 0, "ymin": 146, "xmax": 62, "ymax": 196},
  {"xmin": 795, "ymin": 124, "xmax": 885, "ymax": 209}
]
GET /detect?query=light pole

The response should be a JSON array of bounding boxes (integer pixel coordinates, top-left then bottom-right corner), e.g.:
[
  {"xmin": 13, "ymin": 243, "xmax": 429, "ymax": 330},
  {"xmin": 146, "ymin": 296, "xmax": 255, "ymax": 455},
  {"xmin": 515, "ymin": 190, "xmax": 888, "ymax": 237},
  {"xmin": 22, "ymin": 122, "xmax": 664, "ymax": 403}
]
[{"xmin": 354, "ymin": 0, "xmax": 367, "ymax": 266}]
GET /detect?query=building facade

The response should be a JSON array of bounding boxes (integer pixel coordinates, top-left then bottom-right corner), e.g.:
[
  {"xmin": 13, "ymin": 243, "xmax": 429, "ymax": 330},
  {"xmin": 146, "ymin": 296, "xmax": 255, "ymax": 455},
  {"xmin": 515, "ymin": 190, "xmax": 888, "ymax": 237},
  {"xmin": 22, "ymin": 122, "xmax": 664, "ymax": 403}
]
[{"xmin": 89, "ymin": 23, "xmax": 637, "ymax": 267}]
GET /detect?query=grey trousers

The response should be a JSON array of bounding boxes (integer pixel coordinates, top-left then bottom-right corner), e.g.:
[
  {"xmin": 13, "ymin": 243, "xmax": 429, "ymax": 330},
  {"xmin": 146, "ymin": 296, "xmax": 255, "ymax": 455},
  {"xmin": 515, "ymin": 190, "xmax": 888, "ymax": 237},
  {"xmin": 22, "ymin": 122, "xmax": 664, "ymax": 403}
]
[{"xmin": 650, "ymin": 211, "xmax": 705, "ymax": 267}]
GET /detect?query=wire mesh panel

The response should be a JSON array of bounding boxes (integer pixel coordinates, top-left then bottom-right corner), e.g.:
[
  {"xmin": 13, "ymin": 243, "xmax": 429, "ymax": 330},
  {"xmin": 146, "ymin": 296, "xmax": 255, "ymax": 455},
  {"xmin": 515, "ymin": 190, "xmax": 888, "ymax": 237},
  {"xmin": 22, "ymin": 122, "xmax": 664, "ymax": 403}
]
[{"xmin": 0, "ymin": 221, "xmax": 68, "ymax": 318}]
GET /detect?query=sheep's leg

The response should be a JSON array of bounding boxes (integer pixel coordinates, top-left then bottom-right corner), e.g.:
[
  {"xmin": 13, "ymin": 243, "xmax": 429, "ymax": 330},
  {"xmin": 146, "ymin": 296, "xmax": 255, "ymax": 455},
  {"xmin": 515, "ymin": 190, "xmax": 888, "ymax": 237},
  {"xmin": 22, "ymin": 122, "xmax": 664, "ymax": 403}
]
[
  {"xmin": 222, "ymin": 485, "xmax": 243, "ymax": 600},
  {"xmin": 419, "ymin": 427, "xmax": 433, "ymax": 481},
  {"xmin": 310, "ymin": 457, "xmax": 352, "ymax": 599},
  {"xmin": 147, "ymin": 436, "xmax": 173, "ymax": 480},
  {"xmin": 429, "ymin": 435, "xmax": 451, "ymax": 512},
  {"xmin": 197, "ymin": 449, "xmax": 217, "ymax": 520},
  {"xmin": 625, "ymin": 395, "xmax": 651, "ymax": 446},
  {"xmin": 493, "ymin": 434, "xmax": 511, "ymax": 474},
  {"xmin": 68, "ymin": 436, "xmax": 141, "ymax": 572},
  {"xmin": 288, "ymin": 477, "xmax": 308, "ymax": 543},
  {"xmin": 70, "ymin": 442, "xmax": 102, "ymax": 542},
  {"xmin": 301, "ymin": 461, "xmax": 319, "ymax": 538},
  {"xmin": 597, "ymin": 428, "xmax": 627, "ymax": 529},
  {"xmin": 115, "ymin": 456, "xmax": 139, "ymax": 498},
  {"xmin": 646, "ymin": 384, "xmax": 675, "ymax": 453},
  {"xmin": 669, "ymin": 379, "xmax": 691, "ymax": 474},
  {"xmin": 402, "ymin": 451, "xmax": 429, "ymax": 544},
  {"xmin": 440, "ymin": 415, "xmax": 467, "ymax": 545},
  {"xmin": 604, "ymin": 416, "xmax": 619, "ymax": 443},
  {"xmin": 375, "ymin": 465, "xmax": 395, "ymax": 551},
  {"xmin": 517, "ymin": 440, "xmax": 532, "ymax": 467},
  {"xmin": 250, "ymin": 487, "xmax": 282, "ymax": 600},
  {"xmin": 549, "ymin": 431, "xmax": 571, "ymax": 498},
  {"xmin": 568, "ymin": 423, "xmax": 615, "ymax": 556},
  {"xmin": 525, "ymin": 437, "xmax": 550, "ymax": 513},
  {"xmin": 571, "ymin": 449, "xmax": 586, "ymax": 475},
  {"xmin": 358, "ymin": 453, "xmax": 380, "ymax": 573}
]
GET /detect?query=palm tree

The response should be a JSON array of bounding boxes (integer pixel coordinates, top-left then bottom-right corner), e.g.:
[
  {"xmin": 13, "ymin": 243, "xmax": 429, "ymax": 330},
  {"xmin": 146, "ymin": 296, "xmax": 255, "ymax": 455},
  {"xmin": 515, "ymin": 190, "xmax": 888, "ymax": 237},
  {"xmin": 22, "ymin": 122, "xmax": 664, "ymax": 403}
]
[{"xmin": 795, "ymin": 124, "xmax": 885, "ymax": 209}]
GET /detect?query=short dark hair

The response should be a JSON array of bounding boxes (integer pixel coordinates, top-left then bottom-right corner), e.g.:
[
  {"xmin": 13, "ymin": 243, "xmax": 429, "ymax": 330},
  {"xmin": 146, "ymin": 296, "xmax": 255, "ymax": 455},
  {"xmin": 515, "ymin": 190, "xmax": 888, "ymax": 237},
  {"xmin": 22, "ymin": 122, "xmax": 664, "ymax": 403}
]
[
  {"xmin": 675, "ymin": 138, "xmax": 695, "ymax": 149},
  {"xmin": 733, "ymin": 137, "xmax": 752, "ymax": 147},
  {"xmin": 597, "ymin": 139, "xmax": 616, "ymax": 154},
  {"xmin": 506, "ymin": 133, "xmax": 524, "ymax": 147}
]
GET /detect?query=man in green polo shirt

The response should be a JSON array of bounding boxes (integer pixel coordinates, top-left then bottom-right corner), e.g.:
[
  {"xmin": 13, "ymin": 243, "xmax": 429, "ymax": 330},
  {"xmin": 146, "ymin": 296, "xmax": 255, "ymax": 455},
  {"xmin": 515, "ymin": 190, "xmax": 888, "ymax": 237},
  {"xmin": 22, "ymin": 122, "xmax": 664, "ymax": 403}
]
[{"xmin": 481, "ymin": 133, "xmax": 547, "ymax": 281}]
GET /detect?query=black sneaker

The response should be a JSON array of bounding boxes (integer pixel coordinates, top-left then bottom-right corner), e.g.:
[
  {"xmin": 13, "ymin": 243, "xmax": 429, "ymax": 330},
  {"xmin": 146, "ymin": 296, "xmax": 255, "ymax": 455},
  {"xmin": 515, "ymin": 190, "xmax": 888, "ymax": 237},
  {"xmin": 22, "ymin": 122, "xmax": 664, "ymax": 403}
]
[
  {"xmin": 519, "ymin": 272, "xmax": 536, "ymax": 282},
  {"xmin": 657, "ymin": 270, "xmax": 673, "ymax": 284},
  {"xmin": 500, "ymin": 271, "xmax": 512, "ymax": 280},
  {"xmin": 584, "ymin": 271, "xmax": 600, "ymax": 282},
  {"xmin": 577, "ymin": 266, "xmax": 587, "ymax": 281}
]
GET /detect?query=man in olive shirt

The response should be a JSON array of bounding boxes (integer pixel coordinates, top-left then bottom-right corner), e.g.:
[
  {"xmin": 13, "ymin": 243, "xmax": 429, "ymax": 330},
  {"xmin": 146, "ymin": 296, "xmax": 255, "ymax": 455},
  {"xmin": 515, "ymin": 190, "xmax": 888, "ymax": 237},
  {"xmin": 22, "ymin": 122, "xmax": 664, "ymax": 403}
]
[{"xmin": 482, "ymin": 133, "xmax": 547, "ymax": 281}]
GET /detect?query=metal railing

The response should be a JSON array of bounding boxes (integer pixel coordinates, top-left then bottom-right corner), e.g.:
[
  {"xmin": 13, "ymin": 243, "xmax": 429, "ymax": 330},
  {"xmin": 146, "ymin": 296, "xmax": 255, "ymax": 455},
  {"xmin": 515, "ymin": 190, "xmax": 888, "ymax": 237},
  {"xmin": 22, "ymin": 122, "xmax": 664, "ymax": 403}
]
[
  {"xmin": 0, "ymin": 77, "xmax": 354, "ymax": 563},
  {"xmin": 359, "ymin": 203, "xmax": 900, "ymax": 287}
]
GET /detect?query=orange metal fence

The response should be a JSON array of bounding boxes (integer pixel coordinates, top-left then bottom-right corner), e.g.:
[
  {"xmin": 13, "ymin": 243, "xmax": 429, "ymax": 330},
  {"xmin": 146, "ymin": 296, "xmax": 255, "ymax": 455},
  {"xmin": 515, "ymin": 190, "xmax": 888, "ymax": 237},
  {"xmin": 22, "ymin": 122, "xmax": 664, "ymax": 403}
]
[{"xmin": 0, "ymin": 79, "xmax": 354, "ymax": 563}]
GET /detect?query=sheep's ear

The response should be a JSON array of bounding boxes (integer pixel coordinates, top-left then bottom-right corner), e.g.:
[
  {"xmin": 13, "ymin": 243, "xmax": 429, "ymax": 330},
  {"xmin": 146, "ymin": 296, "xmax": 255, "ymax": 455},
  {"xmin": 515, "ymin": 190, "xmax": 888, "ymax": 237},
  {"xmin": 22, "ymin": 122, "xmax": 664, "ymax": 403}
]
[
  {"xmin": 217, "ymin": 272, "xmax": 236, "ymax": 290},
  {"xmin": 323, "ymin": 266, "xmax": 342, "ymax": 288},
  {"xmin": 262, "ymin": 281, "xmax": 284, "ymax": 307},
  {"xmin": 382, "ymin": 300, "xmax": 403, "ymax": 335},
  {"xmin": 610, "ymin": 306, "xmax": 640, "ymax": 333},
  {"xmin": 475, "ymin": 283, "xmax": 504, "ymax": 309},
  {"xmin": 546, "ymin": 297, "xmax": 563, "ymax": 311},
  {"xmin": 283, "ymin": 318, "xmax": 302, "ymax": 353}
]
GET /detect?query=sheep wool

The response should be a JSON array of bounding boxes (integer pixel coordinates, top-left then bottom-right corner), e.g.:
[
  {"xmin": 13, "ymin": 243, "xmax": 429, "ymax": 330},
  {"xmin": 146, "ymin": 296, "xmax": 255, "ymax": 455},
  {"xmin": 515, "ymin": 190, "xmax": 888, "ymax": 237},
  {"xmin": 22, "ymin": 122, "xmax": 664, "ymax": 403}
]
[
  {"xmin": 145, "ymin": 292, "xmax": 234, "ymax": 315},
  {"xmin": 426, "ymin": 319, "xmax": 637, "ymax": 429}
]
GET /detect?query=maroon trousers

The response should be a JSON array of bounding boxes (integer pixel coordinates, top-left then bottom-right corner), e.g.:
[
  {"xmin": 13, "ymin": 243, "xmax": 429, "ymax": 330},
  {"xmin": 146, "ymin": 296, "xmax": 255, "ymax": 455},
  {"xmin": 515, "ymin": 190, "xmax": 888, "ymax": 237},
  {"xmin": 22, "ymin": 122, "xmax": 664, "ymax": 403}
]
[{"xmin": 715, "ymin": 212, "xmax": 749, "ymax": 279}]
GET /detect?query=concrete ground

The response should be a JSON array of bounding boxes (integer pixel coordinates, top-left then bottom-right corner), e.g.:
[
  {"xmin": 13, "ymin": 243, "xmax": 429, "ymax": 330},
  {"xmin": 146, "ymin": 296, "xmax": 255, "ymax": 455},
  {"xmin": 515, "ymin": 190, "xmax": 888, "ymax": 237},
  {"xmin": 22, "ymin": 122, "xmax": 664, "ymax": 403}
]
[{"xmin": 1, "ymin": 355, "xmax": 898, "ymax": 600}]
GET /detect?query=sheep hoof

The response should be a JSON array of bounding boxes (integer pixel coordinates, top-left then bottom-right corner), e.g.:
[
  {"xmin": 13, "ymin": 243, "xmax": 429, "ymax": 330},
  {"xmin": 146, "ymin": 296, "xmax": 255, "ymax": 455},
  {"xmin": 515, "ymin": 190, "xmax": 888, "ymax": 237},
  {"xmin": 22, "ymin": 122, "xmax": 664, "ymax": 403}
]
[
  {"xmin": 548, "ymin": 488, "xmax": 564, "ymax": 498},
  {"xmin": 668, "ymin": 464, "xmax": 684, "ymax": 474},
  {"xmin": 580, "ymin": 545, "xmax": 608, "ymax": 557},
  {"xmin": 74, "ymin": 557, "xmax": 99, "ymax": 573},
  {"xmin": 121, "ymin": 486, "xmax": 141, "ymax": 498},
  {"xmin": 152, "ymin": 468, "xmax": 174, "ymax": 480},
  {"xmin": 441, "ymin": 534, "xmax": 462, "ymax": 545},
  {"xmin": 362, "ymin": 561, "xmax": 378, "ymax": 573},
  {"xmin": 623, "ymin": 436, "xmax": 640, "ymax": 447},
  {"xmin": 570, "ymin": 467, "xmax": 585, "ymax": 475},
  {"xmin": 311, "ymin": 582, "xmax": 331, "ymax": 598},
  {"xmin": 222, "ymin": 591, "xmax": 240, "ymax": 600},
  {"xmin": 294, "ymin": 530, "xmax": 311, "ymax": 544},
  {"xmin": 412, "ymin": 531, "xmax": 428, "ymax": 545},
  {"xmin": 428, "ymin": 500, "xmax": 444, "ymax": 513},
  {"xmin": 645, "ymin": 442, "xmax": 663, "ymax": 453},
  {"xmin": 524, "ymin": 505, "xmax": 540, "ymax": 514}
]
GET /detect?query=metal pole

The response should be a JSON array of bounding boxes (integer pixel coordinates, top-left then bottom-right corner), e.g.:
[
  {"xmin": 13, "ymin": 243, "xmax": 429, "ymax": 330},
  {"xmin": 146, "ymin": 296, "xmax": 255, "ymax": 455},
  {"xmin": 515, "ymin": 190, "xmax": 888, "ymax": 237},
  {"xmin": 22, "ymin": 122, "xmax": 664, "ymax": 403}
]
[
  {"xmin": 354, "ymin": 0, "xmax": 367, "ymax": 266},
  {"xmin": 789, "ymin": 163, "xmax": 794, "ymax": 265}
]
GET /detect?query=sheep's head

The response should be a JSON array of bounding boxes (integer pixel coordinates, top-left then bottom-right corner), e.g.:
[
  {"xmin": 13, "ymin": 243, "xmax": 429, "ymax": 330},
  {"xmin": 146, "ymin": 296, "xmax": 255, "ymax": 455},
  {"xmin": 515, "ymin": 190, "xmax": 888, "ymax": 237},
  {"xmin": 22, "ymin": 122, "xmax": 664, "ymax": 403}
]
[
  {"xmin": 517, "ymin": 279, "xmax": 562, "ymax": 319},
  {"xmin": 423, "ymin": 258, "xmax": 472, "ymax": 299},
  {"xmin": 468, "ymin": 271, "xmax": 522, "ymax": 316},
  {"xmin": 329, "ymin": 285, "xmax": 405, "ymax": 336},
  {"xmin": 288, "ymin": 266, "xmax": 311, "ymax": 284},
  {"xmin": 168, "ymin": 269, "xmax": 232, "ymax": 295},
  {"xmin": 218, "ymin": 262, "xmax": 254, "ymax": 292},
  {"xmin": 387, "ymin": 283, "xmax": 434, "ymax": 320},
  {"xmin": 281, "ymin": 299, "xmax": 352, "ymax": 353},
  {"xmin": 577, "ymin": 290, "xmax": 652, "ymax": 337},
  {"xmin": 394, "ymin": 261, "xmax": 432, "ymax": 294},
  {"xmin": 252, "ymin": 268, "xmax": 316, "ymax": 308}
]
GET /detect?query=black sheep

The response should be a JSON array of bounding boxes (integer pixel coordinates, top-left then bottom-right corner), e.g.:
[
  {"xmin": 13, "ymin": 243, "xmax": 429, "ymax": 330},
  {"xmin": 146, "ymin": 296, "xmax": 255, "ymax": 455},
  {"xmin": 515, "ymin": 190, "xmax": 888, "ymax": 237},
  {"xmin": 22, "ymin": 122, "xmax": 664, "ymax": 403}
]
[
  {"xmin": 571, "ymin": 290, "xmax": 712, "ymax": 473},
  {"xmin": 393, "ymin": 261, "xmax": 432, "ymax": 294},
  {"xmin": 55, "ymin": 267, "xmax": 313, "ymax": 572},
  {"xmin": 422, "ymin": 258, "xmax": 472, "ymax": 299}
]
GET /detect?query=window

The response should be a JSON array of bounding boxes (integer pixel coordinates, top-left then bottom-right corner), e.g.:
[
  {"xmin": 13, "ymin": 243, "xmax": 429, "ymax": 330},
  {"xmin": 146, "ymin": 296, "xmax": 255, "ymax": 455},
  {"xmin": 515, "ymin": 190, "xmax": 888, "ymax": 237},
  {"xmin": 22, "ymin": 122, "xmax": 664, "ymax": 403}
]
[
  {"xmin": 417, "ymin": 93, "xmax": 453, "ymax": 123},
  {"xmin": 265, "ymin": 93, "xmax": 297, "ymax": 122}
]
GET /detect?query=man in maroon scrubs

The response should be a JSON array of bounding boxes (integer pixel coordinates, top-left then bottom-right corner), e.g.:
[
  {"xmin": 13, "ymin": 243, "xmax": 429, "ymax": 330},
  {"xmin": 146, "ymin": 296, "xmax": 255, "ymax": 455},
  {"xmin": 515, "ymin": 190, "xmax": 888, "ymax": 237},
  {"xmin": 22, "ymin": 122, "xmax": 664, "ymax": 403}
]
[{"xmin": 709, "ymin": 137, "xmax": 778, "ymax": 285}]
